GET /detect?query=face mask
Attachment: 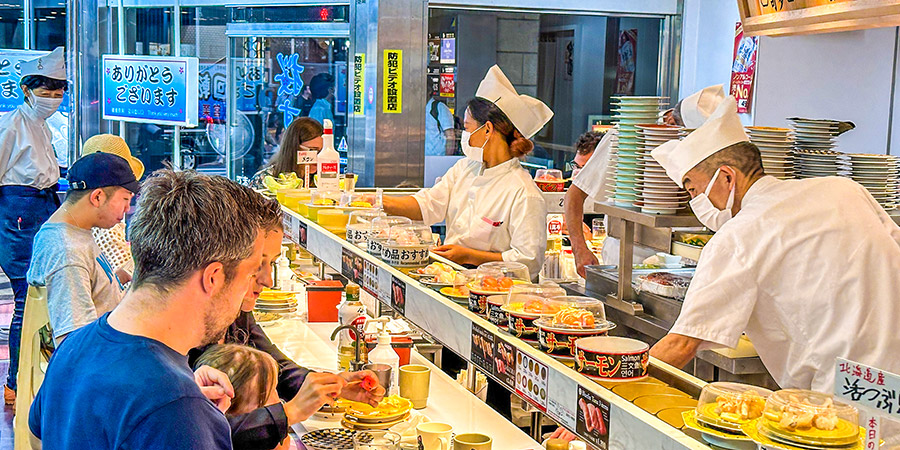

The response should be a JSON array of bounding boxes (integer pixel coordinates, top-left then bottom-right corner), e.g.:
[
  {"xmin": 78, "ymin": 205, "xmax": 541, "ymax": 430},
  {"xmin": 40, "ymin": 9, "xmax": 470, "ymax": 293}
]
[
  {"xmin": 27, "ymin": 92, "xmax": 62, "ymax": 120},
  {"xmin": 689, "ymin": 168, "xmax": 735, "ymax": 231},
  {"xmin": 461, "ymin": 124, "xmax": 487, "ymax": 163}
]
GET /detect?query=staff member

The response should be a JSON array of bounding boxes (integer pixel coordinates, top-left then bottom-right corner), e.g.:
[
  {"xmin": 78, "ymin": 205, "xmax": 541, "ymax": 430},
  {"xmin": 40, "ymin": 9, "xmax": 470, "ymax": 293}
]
[
  {"xmin": 649, "ymin": 97, "xmax": 900, "ymax": 391},
  {"xmin": 0, "ymin": 47, "xmax": 66, "ymax": 404},
  {"xmin": 380, "ymin": 65, "xmax": 552, "ymax": 277},
  {"xmin": 567, "ymin": 85, "xmax": 726, "ymax": 275}
]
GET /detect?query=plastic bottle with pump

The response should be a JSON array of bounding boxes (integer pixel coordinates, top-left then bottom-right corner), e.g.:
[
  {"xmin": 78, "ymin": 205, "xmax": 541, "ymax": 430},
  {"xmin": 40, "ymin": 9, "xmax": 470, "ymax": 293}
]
[
  {"xmin": 367, "ymin": 317, "xmax": 399, "ymax": 396},
  {"xmin": 317, "ymin": 119, "xmax": 341, "ymax": 192},
  {"xmin": 337, "ymin": 283, "xmax": 367, "ymax": 370},
  {"xmin": 275, "ymin": 246, "xmax": 292, "ymax": 290}
]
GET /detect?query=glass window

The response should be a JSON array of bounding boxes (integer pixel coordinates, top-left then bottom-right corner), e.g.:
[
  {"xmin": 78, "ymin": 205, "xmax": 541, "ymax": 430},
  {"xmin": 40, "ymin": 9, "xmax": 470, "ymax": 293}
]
[
  {"xmin": 34, "ymin": 0, "xmax": 65, "ymax": 50},
  {"xmin": 0, "ymin": 0, "xmax": 24, "ymax": 49},
  {"xmin": 427, "ymin": 9, "xmax": 664, "ymax": 174}
]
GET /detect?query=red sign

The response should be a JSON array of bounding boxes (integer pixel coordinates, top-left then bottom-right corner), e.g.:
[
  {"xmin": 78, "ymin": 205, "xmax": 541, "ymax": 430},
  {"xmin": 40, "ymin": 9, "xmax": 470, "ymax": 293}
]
[
  {"xmin": 730, "ymin": 22, "xmax": 759, "ymax": 114},
  {"xmin": 439, "ymin": 73, "xmax": 455, "ymax": 98}
]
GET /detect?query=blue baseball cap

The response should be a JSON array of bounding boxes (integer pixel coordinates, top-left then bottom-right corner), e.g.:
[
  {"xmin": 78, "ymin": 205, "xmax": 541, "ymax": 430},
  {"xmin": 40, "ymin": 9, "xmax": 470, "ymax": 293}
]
[{"xmin": 67, "ymin": 152, "xmax": 140, "ymax": 194}]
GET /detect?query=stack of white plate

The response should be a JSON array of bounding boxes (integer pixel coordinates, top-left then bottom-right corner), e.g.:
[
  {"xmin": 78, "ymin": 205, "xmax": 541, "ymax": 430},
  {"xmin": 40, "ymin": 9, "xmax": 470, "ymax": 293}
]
[
  {"xmin": 792, "ymin": 149, "xmax": 851, "ymax": 179},
  {"xmin": 789, "ymin": 118, "xmax": 841, "ymax": 151},
  {"xmin": 634, "ymin": 124, "xmax": 689, "ymax": 215},
  {"xmin": 845, "ymin": 153, "xmax": 900, "ymax": 211},
  {"xmin": 608, "ymin": 96, "xmax": 668, "ymax": 207},
  {"xmin": 746, "ymin": 127, "xmax": 794, "ymax": 180}
]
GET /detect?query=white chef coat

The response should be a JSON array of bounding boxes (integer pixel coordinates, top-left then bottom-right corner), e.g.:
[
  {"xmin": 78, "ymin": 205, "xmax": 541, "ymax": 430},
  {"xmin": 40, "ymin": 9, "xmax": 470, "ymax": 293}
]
[
  {"xmin": 0, "ymin": 103, "xmax": 58, "ymax": 189},
  {"xmin": 671, "ymin": 175, "xmax": 900, "ymax": 392},
  {"xmin": 571, "ymin": 128, "xmax": 617, "ymax": 202},
  {"xmin": 414, "ymin": 157, "xmax": 547, "ymax": 277}
]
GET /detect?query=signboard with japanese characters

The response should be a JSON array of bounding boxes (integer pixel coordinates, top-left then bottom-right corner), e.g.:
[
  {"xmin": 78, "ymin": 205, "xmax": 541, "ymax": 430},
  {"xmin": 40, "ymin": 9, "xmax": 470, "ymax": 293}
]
[
  {"xmin": 353, "ymin": 53, "xmax": 365, "ymax": 115},
  {"xmin": 383, "ymin": 49, "xmax": 402, "ymax": 114},
  {"xmin": 273, "ymin": 52, "xmax": 306, "ymax": 126},
  {"xmin": 835, "ymin": 358, "xmax": 900, "ymax": 450},
  {"xmin": 0, "ymin": 49, "xmax": 70, "ymax": 113},
  {"xmin": 102, "ymin": 55, "xmax": 199, "ymax": 126}
]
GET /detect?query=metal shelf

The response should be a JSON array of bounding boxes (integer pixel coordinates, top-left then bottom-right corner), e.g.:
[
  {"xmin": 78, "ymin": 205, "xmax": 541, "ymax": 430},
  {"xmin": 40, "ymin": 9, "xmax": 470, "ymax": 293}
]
[
  {"xmin": 592, "ymin": 202, "xmax": 702, "ymax": 228},
  {"xmin": 281, "ymin": 206, "xmax": 712, "ymax": 449}
]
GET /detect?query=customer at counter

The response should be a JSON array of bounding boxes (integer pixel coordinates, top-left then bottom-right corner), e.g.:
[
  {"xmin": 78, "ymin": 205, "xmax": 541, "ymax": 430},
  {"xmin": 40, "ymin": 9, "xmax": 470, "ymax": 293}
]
[
  {"xmin": 27, "ymin": 152, "xmax": 138, "ymax": 344},
  {"xmin": 649, "ymin": 97, "xmax": 900, "ymax": 392},
  {"xmin": 189, "ymin": 192, "xmax": 384, "ymax": 450},
  {"xmin": 379, "ymin": 65, "xmax": 552, "ymax": 277},
  {"xmin": 567, "ymin": 85, "xmax": 726, "ymax": 275},
  {"xmin": 29, "ymin": 171, "xmax": 269, "ymax": 449},
  {"xmin": 249, "ymin": 117, "xmax": 324, "ymax": 189},
  {"xmin": 0, "ymin": 47, "xmax": 67, "ymax": 404}
]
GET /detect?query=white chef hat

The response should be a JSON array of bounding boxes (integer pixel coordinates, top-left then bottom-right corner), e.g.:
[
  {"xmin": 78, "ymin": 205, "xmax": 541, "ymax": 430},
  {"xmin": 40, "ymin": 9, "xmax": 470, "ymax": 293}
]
[
  {"xmin": 475, "ymin": 65, "xmax": 553, "ymax": 139},
  {"xmin": 679, "ymin": 84, "xmax": 726, "ymax": 129},
  {"xmin": 21, "ymin": 47, "xmax": 66, "ymax": 81},
  {"xmin": 651, "ymin": 97, "xmax": 749, "ymax": 188}
]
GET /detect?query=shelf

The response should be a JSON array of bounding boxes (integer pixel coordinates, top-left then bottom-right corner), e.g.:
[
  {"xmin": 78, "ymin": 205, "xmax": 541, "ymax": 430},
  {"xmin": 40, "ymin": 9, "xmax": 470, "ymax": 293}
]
[
  {"xmin": 281, "ymin": 206, "xmax": 712, "ymax": 449},
  {"xmin": 593, "ymin": 202, "xmax": 702, "ymax": 228}
]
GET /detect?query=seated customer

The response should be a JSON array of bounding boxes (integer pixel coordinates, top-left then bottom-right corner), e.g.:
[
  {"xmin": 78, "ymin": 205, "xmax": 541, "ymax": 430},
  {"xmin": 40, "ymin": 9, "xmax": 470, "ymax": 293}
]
[
  {"xmin": 26, "ymin": 152, "xmax": 138, "ymax": 343},
  {"xmin": 189, "ymin": 188, "xmax": 384, "ymax": 450},
  {"xmin": 29, "ymin": 170, "xmax": 272, "ymax": 449},
  {"xmin": 195, "ymin": 344, "xmax": 291, "ymax": 450}
]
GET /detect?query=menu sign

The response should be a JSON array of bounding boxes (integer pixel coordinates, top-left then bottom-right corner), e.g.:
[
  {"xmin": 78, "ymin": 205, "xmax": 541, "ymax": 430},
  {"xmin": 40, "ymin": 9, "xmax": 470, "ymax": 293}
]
[
  {"xmin": 390, "ymin": 275, "xmax": 406, "ymax": 314},
  {"xmin": 730, "ymin": 22, "xmax": 759, "ymax": 114},
  {"xmin": 362, "ymin": 261, "xmax": 379, "ymax": 298},
  {"xmin": 383, "ymin": 49, "xmax": 402, "ymax": 114},
  {"xmin": 493, "ymin": 339, "xmax": 516, "ymax": 387},
  {"xmin": 576, "ymin": 385, "xmax": 610, "ymax": 449},
  {"xmin": 341, "ymin": 247, "xmax": 365, "ymax": 285},
  {"xmin": 470, "ymin": 324, "xmax": 495, "ymax": 372},
  {"xmin": 353, "ymin": 53, "xmax": 365, "ymax": 115},
  {"xmin": 298, "ymin": 221, "xmax": 308, "ymax": 248},
  {"xmin": 515, "ymin": 351, "xmax": 549, "ymax": 411}
]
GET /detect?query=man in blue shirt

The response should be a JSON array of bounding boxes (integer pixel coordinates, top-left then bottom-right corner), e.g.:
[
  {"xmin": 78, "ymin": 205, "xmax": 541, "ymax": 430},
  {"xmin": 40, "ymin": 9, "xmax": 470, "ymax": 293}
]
[
  {"xmin": 425, "ymin": 97, "xmax": 456, "ymax": 156},
  {"xmin": 28, "ymin": 171, "xmax": 278, "ymax": 449}
]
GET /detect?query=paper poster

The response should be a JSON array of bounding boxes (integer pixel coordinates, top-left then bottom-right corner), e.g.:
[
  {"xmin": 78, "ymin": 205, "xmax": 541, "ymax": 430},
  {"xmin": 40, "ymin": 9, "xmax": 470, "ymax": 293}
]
[
  {"xmin": 494, "ymin": 339, "xmax": 516, "ymax": 387},
  {"xmin": 471, "ymin": 324, "xmax": 495, "ymax": 372},
  {"xmin": 298, "ymin": 221, "xmax": 308, "ymax": 248},
  {"xmin": 576, "ymin": 385, "xmax": 610, "ymax": 449},
  {"xmin": 440, "ymin": 36, "xmax": 456, "ymax": 64},
  {"xmin": 341, "ymin": 247, "xmax": 365, "ymax": 285},
  {"xmin": 102, "ymin": 55, "xmax": 199, "ymax": 126},
  {"xmin": 391, "ymin": 275, "xmax": 406, "ymax": 314},
  {"xmin": 730, "ymin": 21, "xmax": 759, "ymax": 114},
  {"xmin": 362, "ymin": 260, "xmax": 379, "ymax": 298},
  {"xmin": 615, "ymin": 29, "xmax": 637, "ymax": 96},
  {"xmin": 383, "ymin": 49, "xmax": 402, "ymax": 114},
  {"xmin": 353, "ymin": 53, "xmax": 365, "ymax": 115},
  {"xmin": 439, "ymin": 73, "xmax": 455, "ymax": 98}
]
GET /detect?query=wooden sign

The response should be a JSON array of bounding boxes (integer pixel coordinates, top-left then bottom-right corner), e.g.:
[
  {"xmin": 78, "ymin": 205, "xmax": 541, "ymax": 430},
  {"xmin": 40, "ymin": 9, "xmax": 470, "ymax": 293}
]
[{"xmin": 736, "ymin": 0, "xmax": 900, "ymax": 37}]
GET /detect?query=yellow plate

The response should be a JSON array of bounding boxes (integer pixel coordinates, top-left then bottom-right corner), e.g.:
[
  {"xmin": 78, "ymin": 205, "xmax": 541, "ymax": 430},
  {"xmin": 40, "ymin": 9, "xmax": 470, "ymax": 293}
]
[
  {"xmin": 696, "ymin": 402, "xmax": 759, "ymax": 432},
  {"xmin": 757, "ymin": 416, "xmax": 860, "ymax": 448},
  {"xmin": 440, "ymin": 287, "xmax": 468, "ymax": 299},
  {"xmin": 612, "ymin": 383, "xmax": 691, "ymax": 401},
  {"xmin": 742, "ymin": 419, "xmax": 863, "ymax": 450},
  {"xmin": 682, "ymin": 409, "xmax": 752, "ymax": 441},
  {"xmin": 634, "ymin": 395, "xmax": 697, "ymax": 414},
  {"xmin": 657, "ymin": 407, "xmax": 693, "ymax": 429},
  {"xmin": 341, "ymin": 414, "xmax": 409, "ymax": 430},
  {"xmin": 595, "ymin": 377, "xmax": 666, "ymax": 390},
  {"xmin": 338, "ymin": 395, "xmax": 412, "ymax": 421}
]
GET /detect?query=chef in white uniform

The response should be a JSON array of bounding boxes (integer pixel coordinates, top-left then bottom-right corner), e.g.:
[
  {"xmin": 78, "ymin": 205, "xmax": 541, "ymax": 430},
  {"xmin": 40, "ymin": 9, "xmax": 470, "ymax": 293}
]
[
  {"xmin": 0, "ymin": 47, "xmax": 67, "ymax": 402},
  {"xmin": 381, "ymin": 65, "xmax": 552, "ymax": 277},
  {"xmin": 649, "ymin": 97, "xmax": 900, "ymax": 391},
  {"xmin": 567, "ymin": 85, "xmax": 726, "ymax": 275}
]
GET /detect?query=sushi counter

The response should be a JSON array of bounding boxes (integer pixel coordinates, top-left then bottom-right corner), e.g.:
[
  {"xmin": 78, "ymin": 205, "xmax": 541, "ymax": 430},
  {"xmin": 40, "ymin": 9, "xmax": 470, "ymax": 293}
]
[{"xmin": 280, "ymin": 204, "xmax": 717, "ymax": 449}]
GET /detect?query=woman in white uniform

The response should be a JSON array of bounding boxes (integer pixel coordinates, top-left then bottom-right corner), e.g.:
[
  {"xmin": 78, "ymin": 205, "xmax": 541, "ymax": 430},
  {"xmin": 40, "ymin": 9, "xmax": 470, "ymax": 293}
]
[{"xmin": 381, "ymin": 65, "xmax": 552, "ymax": 277}]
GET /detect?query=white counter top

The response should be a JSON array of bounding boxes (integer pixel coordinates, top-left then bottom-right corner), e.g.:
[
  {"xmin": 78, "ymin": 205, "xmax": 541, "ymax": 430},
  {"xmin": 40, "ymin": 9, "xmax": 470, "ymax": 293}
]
[{"xmin": 262, "ymin": 317, "xmax": 541, "ymax": 449}]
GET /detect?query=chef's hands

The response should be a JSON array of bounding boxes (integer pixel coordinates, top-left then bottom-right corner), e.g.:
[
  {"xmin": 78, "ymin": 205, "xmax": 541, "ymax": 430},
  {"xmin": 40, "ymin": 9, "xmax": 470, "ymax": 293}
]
[
  {"xmin": 194, "ymin": 365, "xmax": 235, "ymax": 413},
  {"xmin": 573, "ymin": 244, "xmax": 599, "ymax": 278},
  {"xmin": 432, "ymin": 244, "xmax": 474, "ymax": 265},
  {"xmin": 284, "ymin": 372, "xmax": 347, "ymax": 424},
  {"xmin": 338, "ymin": 370, "xmax": 386, "ymax": 407}
]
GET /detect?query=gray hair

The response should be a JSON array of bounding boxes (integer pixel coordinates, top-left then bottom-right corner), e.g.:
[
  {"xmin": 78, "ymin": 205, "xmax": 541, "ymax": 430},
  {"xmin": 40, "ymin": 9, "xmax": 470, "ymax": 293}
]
[
  {"xmin": 129, "ymin": 170, "xmax": 261, "ymax": 292},
  {"xmin": 693, "ymin": 141, "xmax": 765, "ymax": 178}
]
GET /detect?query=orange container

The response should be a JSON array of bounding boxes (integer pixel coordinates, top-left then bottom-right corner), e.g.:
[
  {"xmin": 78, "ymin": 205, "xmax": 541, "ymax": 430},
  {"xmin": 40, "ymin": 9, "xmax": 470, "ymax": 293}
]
[{"xmin": 306, "ymin": 280, "xmax": 344, "ymax": 322}]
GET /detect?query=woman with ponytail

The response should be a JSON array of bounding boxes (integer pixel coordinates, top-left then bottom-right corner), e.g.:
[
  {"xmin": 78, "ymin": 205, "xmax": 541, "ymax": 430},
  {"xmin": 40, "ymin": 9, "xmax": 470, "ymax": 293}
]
[{"xmin": 380, "ymin": 66, "xmax": 552, "ymax": 278}]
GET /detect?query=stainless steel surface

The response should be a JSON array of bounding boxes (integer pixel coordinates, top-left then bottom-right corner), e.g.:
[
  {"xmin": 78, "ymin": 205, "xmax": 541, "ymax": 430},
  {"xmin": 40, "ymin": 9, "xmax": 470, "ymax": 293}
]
[
  {"xmin": 607, "ymin": 216, "xmax": 674, "ymax": 253},
  {"xmin": 24, "ymin": 0, "xmax": 33, "ymax": 48},
  {"xmin": 330, "ymin": 324, "xmax": 366, "ymax": 371},
  {"xmin": 605, "ymin": 293, "xmax": 644, "ymax": 316},
  {"xmin": 349, "ymin": 0, "xmax": 427, "ymax": 187},
  {"xmin": 617, "ymin": 220, "xmax": 635, "ymax": 301},
  {"xmin": 594, "ymin": 202, "xmax": 702, "ymax": 228}
]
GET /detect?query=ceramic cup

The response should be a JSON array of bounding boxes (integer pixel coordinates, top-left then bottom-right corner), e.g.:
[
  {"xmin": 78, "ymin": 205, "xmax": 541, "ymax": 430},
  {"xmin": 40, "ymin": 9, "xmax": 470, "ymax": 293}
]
[
  {"xmin": 398, "ymin": 364, "xmax": 431, "ymax": 409},
  {"xmin": 363, "ymin": 363, "xmax": 393, "ymax": 393},
  {"xmin": 416, "ymin": 422, "xmax": 453, "ymax": 450},
  {"xmin": 452, "ymin": 433, "xmax": 491, "ymax": 450}
]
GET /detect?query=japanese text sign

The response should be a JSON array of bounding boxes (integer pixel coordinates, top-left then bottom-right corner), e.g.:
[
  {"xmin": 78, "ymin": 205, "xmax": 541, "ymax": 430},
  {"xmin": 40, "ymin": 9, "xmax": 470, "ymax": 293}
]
[
  {"xmin": 102, "ymin": 55, "xmax": 199, "ymax": 126},
  {"xmin": 383, "ymin": 50, "xmax": 402, "ymax": 114},
  {"xmin": 353, "ymin": 53, "xmax": 365, "ymax": 115},
  {"xmin": 730, "ymin": 22, "xmax": 759, "ymax": 114},
  {"xmin": 274, "ymin": 52, "xmax": 306, "ymax": 126},
  {"xmin": 835, "ymin": 358, "xmax": 900, "ymax": 419},
  {"xmin": 0, "ymin": 49, "xmax": 70, "ymax": 113}
]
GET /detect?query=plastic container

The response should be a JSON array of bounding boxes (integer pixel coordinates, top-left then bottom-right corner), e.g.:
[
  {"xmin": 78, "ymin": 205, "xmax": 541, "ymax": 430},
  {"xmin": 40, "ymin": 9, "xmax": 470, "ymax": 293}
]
[
  {"xmin": 467, "ymin": 261, "xmax": 531, "ymax": 316},
  {"xmin": 535, "ymin": 296, "xmax": 615, "ymax": 358},
  {"xmin": 367, "ymin": 216, "xmax": 412, "ymax": 257},
  {"xmin": 274, "ymin": 246, "xmax": 292, "ymax": 290},
  {"xmin": 634, "ymin": 272, "xmax": 692, "ymax": 300},
  {"xmin": 317, "ymin": 208, "xmax": 350, "ymax": 229},
  {"xmin": 368, "ymin": 318, "xmax": 400, "ymax": 395},
  {"xmin": 340, "ymin": 192, "xmax": 375, "ymax": 209},
  {"xmin": 535, "ymin": 168, "xmax": 566, "ymax": 192},
  {"xmin": 307, "ymin": 190, "xmax": 341, "ymax": 222},
  {"xmin": 496, "ymin": 283, "xmax": 566, "ymax": 337},
  {"xmin": 317, "ymin": 119, "xmax": 341, "ymax": 192},
  {"xmin": 574, "ymin": 336, "xmax": 650, "ymax": 382},
  {"xmin": 381, "ymin": 224, "xmax": 433, "ymax": 267},
  {"xmin": 757, "ymin": 389, "xmax": 859, "ymax": 448},
  {"xmin": 279, "ymin": 188, "xmax": 311, "ymax": 212},
  {"xmin": 695, "ymin": 382, "xmax": 773, "ymax": 433},
  {"xmin": 347, "ymin": 210, "xmax": 387, "ymax": 248},
  {"xmin": 306, "ymin": 280, "xmax": 344, "ymax": 322}
]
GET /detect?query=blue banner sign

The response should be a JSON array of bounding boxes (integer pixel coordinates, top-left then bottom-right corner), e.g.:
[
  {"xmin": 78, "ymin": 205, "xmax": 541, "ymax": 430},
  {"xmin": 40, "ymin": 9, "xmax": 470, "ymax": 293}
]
[
  {"xmin": 0, "ymin": 49, "xmax": 70, "ymax": 113},
  {"xmin": 102, "ymin": 55, "xmax": 199, "ymax": 127}
]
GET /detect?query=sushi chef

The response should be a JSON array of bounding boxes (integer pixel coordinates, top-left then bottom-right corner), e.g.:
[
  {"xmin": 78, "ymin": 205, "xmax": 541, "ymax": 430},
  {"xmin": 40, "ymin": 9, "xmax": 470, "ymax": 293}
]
[
  {"xmin": 568, "ymin": 85, "xmax": 726, "ymax": 275},
  {"xmin": 648, "ymin": 97, "xmax": 900, "ymax": 392},
  {"xmin": 380, "ymin": 65, "xmax": 552, "ymax": 278}
]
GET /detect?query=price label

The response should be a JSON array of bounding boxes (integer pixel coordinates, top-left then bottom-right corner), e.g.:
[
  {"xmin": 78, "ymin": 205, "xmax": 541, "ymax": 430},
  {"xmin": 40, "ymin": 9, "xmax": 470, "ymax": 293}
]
[
  {"xmin": 297, "ymin": 151, "xmax": 318, "ymax": 165},
  {"xmin": 835, "ymin": 358, "xmax": 900, "ymax": 418}
]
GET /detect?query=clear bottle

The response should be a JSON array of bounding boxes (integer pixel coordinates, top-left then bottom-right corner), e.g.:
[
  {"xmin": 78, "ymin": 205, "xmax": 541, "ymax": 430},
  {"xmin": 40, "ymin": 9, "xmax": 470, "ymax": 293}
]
[
  {"xmin": 316, "ymin": 119, "xmax": 341, "ymax": 192},
  {"xmin": 275, "ymin": 246, "xmax": 292, "ymax": 290},
  {"xmin": 337, "ymin": 283, "xmax": 367, "ymax": 371},
  {"xmin": 367, "ymin": 317, "xmax": 399, "ymax": 395}
]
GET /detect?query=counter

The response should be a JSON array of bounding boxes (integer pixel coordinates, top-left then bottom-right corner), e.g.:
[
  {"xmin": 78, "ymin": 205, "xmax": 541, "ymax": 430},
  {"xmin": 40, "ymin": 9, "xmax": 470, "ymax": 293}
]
[{"xmin": 262, "ymin": 318, "xmax": 541, "ymax": 448}]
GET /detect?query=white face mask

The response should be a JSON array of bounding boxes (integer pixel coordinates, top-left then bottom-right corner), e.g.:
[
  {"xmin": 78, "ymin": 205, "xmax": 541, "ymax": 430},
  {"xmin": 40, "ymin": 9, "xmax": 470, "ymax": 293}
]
[
  {"xmin": 27, "ymin": 92, "xmax": 63, "ymax": 120},
  {"xmin": 689, "ymin": 168, "xmax": 735, "ymax": 231},
  {"xmin": 461, "ymin": 124, "xmax": 487, "ymax": 163}
]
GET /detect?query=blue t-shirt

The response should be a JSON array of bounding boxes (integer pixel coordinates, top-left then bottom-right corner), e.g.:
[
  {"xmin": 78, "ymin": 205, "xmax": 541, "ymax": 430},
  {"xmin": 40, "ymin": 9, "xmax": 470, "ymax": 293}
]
[{"xmin": 29, "ymin": 313, "xmax": 232, "ymax": 450}]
